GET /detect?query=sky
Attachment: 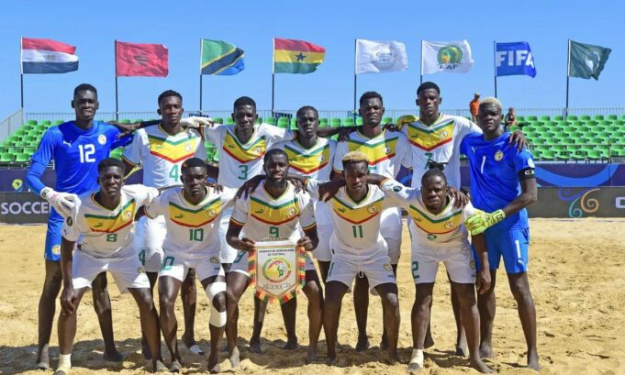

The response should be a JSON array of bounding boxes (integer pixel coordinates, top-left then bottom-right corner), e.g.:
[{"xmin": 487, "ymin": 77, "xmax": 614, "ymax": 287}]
[{"xmin": 0, "ymin": 0, "xmax": 623, "ymax": 119}]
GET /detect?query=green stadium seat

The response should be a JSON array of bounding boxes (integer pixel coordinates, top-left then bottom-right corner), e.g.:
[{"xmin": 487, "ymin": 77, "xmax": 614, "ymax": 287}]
[
  {"xmin": 382, "ymin": 117, "xmax": 393, "ymax": 124},
  {"xmin": 25, "ymin": 120, "xmax": 37, "ymax": 126},
  {"xmin": 607, "ymin": 115, "xmax": 618, "ymax": 121},
  {"xmin": 319, "ymin": 118, "xmax": 328, "ymax": 127},
  {"xmin": 265, "ymin": 117, "xmax": 277, "ymax": 126},
  {"xmin": 22, "ymin": 146, "xmax": 36, "ymax": 155},
  {"xmin": 516, "ymin": 115, "xmax": 525, "ymax": 122},
  {"xmin": 15, "ymin": 153, "xmax": 30, "ymax": 163},
  {"xmin": 540, "ymin": 150, "xmax": 556, "ymax": 160},
  {"xmin": 611, "ymin": 145, "xmax": 625, "ymax": 156},
  {"xmin": 277, "ymin": 117, "xmax": 289, "ymax": 129},
  {"xmin": 255, "ymin": 117, "xmax": 263, "ymax": 124},
  {"xmin": 597, "ymin": 131, "xmax": 611, "ymax": 139},
  {"xmin": 587, "ymin": 150, "xmax": 606, "ymax": 161},
  {"xmin": 531, "ymin": 138, "xmax": 547, "ymax": 145},
  {"xmin": 0, "ymin": 153, "xmax": 13, "ymax": 163},
  {"xmin": 532, "ymin": 149, "xmax": 542, "ymax": 159},
  {"xmin": 567, "ymin": 115, "xmax": 578, "ymax": 121},
  {"xmin": 213, "ymin": 117, "xmax": 224, "ymax": 124},
  {"xmin": 225, "ymin": 117, "xmax": 235, "ymax": 125},
  {"xmin": 552, "ymin": 144, "xmax": 567, "ymax": 152},
  {"xmin": 570, "ymin": 149, "xmax": 587, "ymax": 161},
  {"xmin": 539, "ymin": 115, "xmax": 550, "ymax": 121},
  {"xmin": 343, "ymin": 118, "xmax": 355, "ymax": 127},
  {"xmin": 330, "ymin": 118, "xmax": 342, "ymax": 127},
  {"xmin": 554, "ymin": 115, "xmax": 565, "ymax": 121},
  {"xmin": 290, "ymin": 118, "xmax": 298, "ymax": 130},
  {"xmin": 356, "ymin": 117, "xmax": 364, "ymax": 126},
  {"xmin": 593, "ymin": 114, "xmax": 604, "ymax": 121},
  {"xmin": 579, "ymin": 115, "xmax": 590, "ymax": 121},
  {"xmin": 212, "ymin": 150, "xmax": 220, "ymax": 163},
  {"xmin": 527, "ymin": 115, "xmax": 537, "ymax": 121}
]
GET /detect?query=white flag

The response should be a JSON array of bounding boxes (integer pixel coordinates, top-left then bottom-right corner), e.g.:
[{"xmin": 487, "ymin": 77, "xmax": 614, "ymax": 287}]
[
  {"xmin": 355, "ymin": 39, "xmax": 408, "ymax": 74},
  {"xmin": 422, "ymin": 40, "xmax": 474, "ymax": 74}
]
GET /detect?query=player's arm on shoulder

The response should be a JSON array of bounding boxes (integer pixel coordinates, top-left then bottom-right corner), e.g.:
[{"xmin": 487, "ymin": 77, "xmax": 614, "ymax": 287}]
[
  {"xmin": 226, "ymin": 197, "xmax": 256, "ymax": 252},
  {"xmin": 378, "ymin": 176, "xmax": 414, "ymax": 209},
  {"xmin": 260, "ymin": 122, "xmax": 293, "ymax": 142},
  {"xmin": 299, "ymin": 195, "xmax": 319, "ymax": 251}
]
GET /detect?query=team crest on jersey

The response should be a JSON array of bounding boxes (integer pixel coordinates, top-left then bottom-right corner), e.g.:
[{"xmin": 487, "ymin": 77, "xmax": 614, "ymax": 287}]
[
  {"xmin": 287, "ymin": 207, "xmax": 297, "ymax": 218},
  {"xmin": 319, "ymin": 154, "xmax": 325, "ymax": 162},
  {"xmin": 444, "ymin": 220, "xmax": 456, "ymax": 229},
  {"xmin": 438, "ymin": 130, "xmax": 449, "ymax": 139},
  {"xmin": 427, "ymin": 234, "xmax": 437, "ymax": 241},
  {"xmin": 185, "ymin": 143, "xmax": 193, "ymax": 152},
  {"xmin": 52, "ymin": 245, "xmax": 61, "ymax": 255},
  {"xmin": 470, "ymin": 260, "xmax": 475, "ymax": 269},
  {"xmin": 383, "ymin": 263, "xmax": 392, "ymax": 272},
  {"xmin": 98, "ymin": 134, "xmax": 107, "ymax": 145},
  {"xmin": 210, "ymin": 256, "xmax": 220, "ymax": 264},
  {"xmin": 207, "ymin": 209, "xmax": 216, "ymax": 218},
  {"xmin": 494, "ymin": 151, "xmax": 504, "ymax": 161},
  {"xmin": 122, "ymin": 210, "xmax": 133, "ymax": 221},
  {"xmin": 137, "ymin": 266, "xmax": 146, "ymax": 274},
  {"xmin": 367, "ymin": 205, "xmax": 378, "ymax": 214}
]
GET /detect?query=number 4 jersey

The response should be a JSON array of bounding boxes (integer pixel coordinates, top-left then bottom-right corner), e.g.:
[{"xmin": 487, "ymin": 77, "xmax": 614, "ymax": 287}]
[
  {"xmin": 62, "ymin": 185, "xmax": 160, "ymax": 259},
  {"xmin": 122, "ymin": 125, "xmax": 206, "ymax": 188}
]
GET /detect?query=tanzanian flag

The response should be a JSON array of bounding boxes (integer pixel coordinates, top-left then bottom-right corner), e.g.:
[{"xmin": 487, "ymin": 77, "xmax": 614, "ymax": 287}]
[
  {"xmin": 200, "ymin": 39, "xmax": 245, "ymax": 75},
  {"xmin": 273, "ymin": 38, "xmax": 325, "ymax": 74}
]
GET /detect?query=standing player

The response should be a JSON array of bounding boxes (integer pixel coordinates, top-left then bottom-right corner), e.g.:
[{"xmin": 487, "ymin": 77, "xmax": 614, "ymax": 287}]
[
  {"xmin": 370, "ymin": 170, "xmax": 494, "ymax": 373},
  {"xmin": 332, "ymin": 92, "xmax": 411, "ymax": 351},
  {"xmin": 225, "ymin": 149, "xmax": 323, "ymax": 364},
  {"xmin": 272, "ymin": 105, "xmax": 336, "ymax": 281},
  {"xmin": 55, "ymin": 158, "xmax": 163, "ymax": 375},
  {"xmin": 144, "ymin": 158, "xmax": 235, "ymax": 373},
  {"xmin": 25, "ymin": 84, "xmax": 134, "ymax": 369},
  {"xmin": 122, "ymin": 90, "xmax": 206, "ymax": 356},
  {"xmin": 396, "ymin": 81, "xmax": 526, "ymax": 354},
  {"xmin": 308, "ymin": 151, "xmax": 401, "ymax": 365},
  {"xmin": 461, "ymin": 97, "xmax": 540, "ymax": 370}
]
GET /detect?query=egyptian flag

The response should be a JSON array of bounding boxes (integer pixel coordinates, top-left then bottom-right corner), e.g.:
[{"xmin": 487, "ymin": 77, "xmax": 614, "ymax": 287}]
[{"xmin": 21, "ymin": 38, "xmax": 79, "ymax": 74}]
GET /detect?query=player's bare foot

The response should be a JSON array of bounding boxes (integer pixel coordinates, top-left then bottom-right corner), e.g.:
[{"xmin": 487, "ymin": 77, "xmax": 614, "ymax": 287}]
[
  {"xmin": 208, "ymin": 352, "xmax": 220, "ymax": 373},
  {"xmin": 36, "ymin": 362, "xmax": 51, "ymax": 371},
  {"xmin": 380, "ymin": 333, "xmax": 388, "ymax": 350},
  {"xmin": 249, "ymin": 340, "xmax": 263, "ymax": 353},
  {"xmin": 282, "ymin": 339, "xmax": 299, "ymax": 350},
  {"xmin": 151, "ymin": 359, "xmax": 167, "ymax": 373},
  {"xmin": 103, "ymin": 349, "xmax": 124, "ymax": 362},
  {"xmin": 424, "ymin": 333, "xmax": 435, "ymax": 349},
  {"xmin": 228, "ymin": 347, "xmax": 240, "ymax": 368},
  {"xmin": 455, "ymin": 342, "xmax": 468, "ymax": 357},
  {"xmin": 470, "ymin": 359, "xmax": 496, "ymax": 373},
  {"xmin": 407, "ymin": 362, "xmax": 422, "ymax": 374},
  {"xmin": 209, "ymin": 362, "xmax": 221, "ymax": 374},
  {"xmin": 36, "ymin": 346, "xmax": 50, "ymax": 370},
  {"xmin": 355, "ymin": 336, "xmax": 370, "ymax": 352},
  {"xmin": 527, "ymin": 350, "xmax": 541, "ymax": 371},
  {"xmin": 385, "ymin": 353, "xmax": 401, "ymax": 365},
  {"xmin": 306, "ymin": 348, "xmax": 318, "ymax": 364},
  {"xmin": 182, "ymin": 333, "xmax": 204, "ymax": 355},
  {"xmin": 142, "ymin": 338, "xmax": 152, "ymax": 360},
  {"xmin": 169, "ymin": 360, "xmax": 182, "ymax": 373},
  {"xmin": 325, "ymin": 353, "xmax": 337, "ymax": 365},
  {"xmin": 479, "ymin": 343, "xmax": 494, "ymax": 359},
  {"xmin": 53, "ymin": 370, "xmax": 69, "ymax": 375}
]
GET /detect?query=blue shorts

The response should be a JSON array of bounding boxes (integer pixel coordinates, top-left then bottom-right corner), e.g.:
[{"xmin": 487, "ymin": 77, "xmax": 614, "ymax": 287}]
[
  {"xmin": 474, "ymin": 228, "xmax": 530, "ymax": 274},
  {"xmin": 45, "ymin": 215, "xmax": 65, "ymax": 261}
]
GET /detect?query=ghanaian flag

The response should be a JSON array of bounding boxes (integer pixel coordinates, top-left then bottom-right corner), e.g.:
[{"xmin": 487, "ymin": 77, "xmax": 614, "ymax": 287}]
[{"xmin": 273, "ymin": 38, "xmax": 325, "ymax": 74}]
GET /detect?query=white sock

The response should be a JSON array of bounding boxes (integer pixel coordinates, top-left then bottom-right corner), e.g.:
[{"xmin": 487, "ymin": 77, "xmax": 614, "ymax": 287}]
[
  {"xmin": 58, "ymin": 353, "xmax": 72, "ymax": 370},
  {"xmin": 409, "ymin": 348, "xmax": 424, "ymax": 366}
]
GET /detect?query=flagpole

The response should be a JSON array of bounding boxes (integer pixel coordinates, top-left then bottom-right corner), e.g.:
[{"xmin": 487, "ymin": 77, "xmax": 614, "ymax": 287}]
[
  {"xmin": 271, "ymin": 38, "xmax": 275, "ymax": 116},
  {"xmin": 493, "ymin": 41, "xmax": 498, "ymax": 98},
  {"xmin": 565, "ymin": 39, "xmax": 571, "ymax": 118},
  {"xmin": 199, "ymin": 38, "xmax": 203, "ymax": 113},
  {"xmin": 420, "ymin": 40, "xmax": 424, "ymax": 85},
  {"xmin": 114, "ymin": 40, "xmax": 119, "ymax": 121},
  {"xmin": 20, "ymin": 38, "xmax": 24, "ymax": 109},
  {"xmin": 353, "ymin": 39, "xmax": 357, "ymax": 114}
]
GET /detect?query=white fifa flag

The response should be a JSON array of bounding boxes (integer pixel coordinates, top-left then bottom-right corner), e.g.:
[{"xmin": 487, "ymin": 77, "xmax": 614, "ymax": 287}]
[
  {"xmin": 356, "ymin": 39, "xmax": 408, "ymax": 74},
  {"xmin": 422, "ymin": 40, "xmax": 474, "ymax": 74}
]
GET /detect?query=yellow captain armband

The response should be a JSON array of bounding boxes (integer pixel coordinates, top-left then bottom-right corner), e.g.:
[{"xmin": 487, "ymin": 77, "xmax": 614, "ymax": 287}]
[{"xmin": 395, "ymin": 115, "xmax": 418, "ymax": 131}]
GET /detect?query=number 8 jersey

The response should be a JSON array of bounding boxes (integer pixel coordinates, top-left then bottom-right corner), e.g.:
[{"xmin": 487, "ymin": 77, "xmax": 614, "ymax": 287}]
[{"xmin": 122, "ymin": 125, "xmax": 206, "ymax": 188}]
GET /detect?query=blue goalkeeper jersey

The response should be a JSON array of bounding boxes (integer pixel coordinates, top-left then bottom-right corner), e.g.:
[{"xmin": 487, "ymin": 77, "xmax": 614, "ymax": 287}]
[
  {"xmin": 27, "ymin": 121, "xmax": 130, "ymax": 197},
  {"xmin": 460, "ymin": 132, "xmax": 535, "ymax": 231}
]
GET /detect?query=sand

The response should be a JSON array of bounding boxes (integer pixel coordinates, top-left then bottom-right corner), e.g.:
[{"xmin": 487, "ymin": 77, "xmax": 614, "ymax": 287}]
[{"xmin": 0, "ymin": 218, "xmax": 624, "ymax": 375}]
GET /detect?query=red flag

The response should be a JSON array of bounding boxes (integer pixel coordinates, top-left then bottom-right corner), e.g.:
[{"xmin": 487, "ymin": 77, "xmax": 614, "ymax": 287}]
[{"xmin": 115, "ymin": 41, "xmax": 168, "ymax": 77}]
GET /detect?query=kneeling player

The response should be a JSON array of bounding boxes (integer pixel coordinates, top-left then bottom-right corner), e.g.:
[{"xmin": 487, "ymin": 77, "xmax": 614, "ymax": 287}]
[
  {"xmin": 375, "ymin": 168, "xmax": 494, "ymax": 373},
  {"xmin": 307, "ymin": 151, "xmax": 400, "ymax": 365},
  {"xmin": 144, "ymin": 158, "xmax": 236, "ymax": 373},
  {"xmin": 225, "ymin": 149, "xmax": 323, "ymax": 364},
  {"xmin": 55, "ymin": 159, "xmax": 163, "ymax": 375}
]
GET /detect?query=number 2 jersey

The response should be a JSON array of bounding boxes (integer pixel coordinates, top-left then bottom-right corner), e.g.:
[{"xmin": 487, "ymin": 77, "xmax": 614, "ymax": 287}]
[
  {"xmin": 401, "ymin": 114, "xmax": 481, "ymax": 189},
  {"xmin": 122, "ymin": 125, "xmax": 206, "ymax": 188},
  {"xmin": 62, "ymin": 185, "xmax": 159, "ymax": 259},
  {"xmin": 144, "ymin": 186, "xmax": 237, "ymax": 258},
  {"xmin": 202, "ymin": 123, "xmax": 292, "ymax": 189},
  {"xmin": 229, "ymin": 181, "xmax": 316, "ymax": 242}
]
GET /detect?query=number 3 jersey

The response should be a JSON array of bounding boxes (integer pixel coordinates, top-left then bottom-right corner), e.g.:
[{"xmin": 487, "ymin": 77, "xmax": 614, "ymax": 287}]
[
  {"xmin": 62, "ymin": 185, "xmax": 160, "ymax": 258},
  {"xmin": 144, "ymin": 186, "xmax": 237, "ymax": 257},
  {"xmin": 122, "ymin": 125, "xmax": 206, "ymax": 188},
  {"xmin": 229, "ymin": 181, "xmax": 316, "ymax": 242}
]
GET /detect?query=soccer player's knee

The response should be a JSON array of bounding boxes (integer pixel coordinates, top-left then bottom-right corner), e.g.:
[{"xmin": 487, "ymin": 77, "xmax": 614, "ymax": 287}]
[
  {"xmin": 384, "ymin": 293, "xmax": 400, "ymax": 310},
  {"xmin": 206, "ymin": 282, "xmax": 227, "ymax": 327},
  {"xmin": 511, "ymin": 284, "xmax": 532, "ymax": 303},
  {"xmin": 159, "ymin": 292, "xmax": 176, "ymax": 312},
  {"xmin": 135, "ymin": 290, "xmax": 155, "ymax": 311}
]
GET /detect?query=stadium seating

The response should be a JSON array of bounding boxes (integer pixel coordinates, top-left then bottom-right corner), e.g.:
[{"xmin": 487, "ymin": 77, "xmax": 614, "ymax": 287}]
[{"xmin": 1, "ymin": 114, "xmax": 624, "ymax": 166}]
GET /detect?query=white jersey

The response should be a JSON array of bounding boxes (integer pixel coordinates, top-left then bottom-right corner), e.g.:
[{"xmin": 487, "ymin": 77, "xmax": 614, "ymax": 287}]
[
  {"xmin": 144, "ymin": 186, "xmax": 237, "ymax": 257},
  {"xmin": 62, "ymin": 185, "xmax": 159, "ymax": 259},
  {"xmin": 307, "ymin": 179, "xmax": 395, "ymax": 260},
  {"xmin": 122, "ymin": 125, "xmax": 206, "ymax": 188},
  {"xmin": 401, "ymin": 114, "xmax": 481, "ymax": 189},
  {"xmin": 230, "ymin": 181, "xmax": 316, "ymax": 242},
  {"xmin": 202, "ymin": 123, "xmax": 292, "ymax": 189},
  {"xmin": 380, "ymin": 178, "xmax": 482, "ymax": 249},
  {"xmin": 272, "ymin": 137, "xmax": 336, "ymax": 223}
]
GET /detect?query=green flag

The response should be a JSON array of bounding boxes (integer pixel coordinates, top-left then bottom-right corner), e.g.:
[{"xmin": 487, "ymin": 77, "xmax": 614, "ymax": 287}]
[
  {"xmin": 200, "ymin": 39, "xmax": 244, "ymax": 75},
  {"xmin": 569, "ymin": 40, "xmax": 611, "ymax": 80}
]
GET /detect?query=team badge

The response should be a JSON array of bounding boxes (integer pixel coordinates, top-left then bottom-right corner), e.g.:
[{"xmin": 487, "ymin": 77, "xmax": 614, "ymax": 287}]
[
  {"xmin": 384, "ymin": 146, "xmax": 391, "ymax": 154},
  {"xmin": 122, "ymin": 210, "xmax": 133, "ymax": 221},
  {"xmin": 262, "ymin": 257, "xmax": 292, "ymax": 283},
  {"xmin": 470, "ymin": 260, "xmax": 475, "ymax": 269},
  {"xmin": 52, "ymin": 245, "xmax": 61, "ymax": 255},
  {"xmin": 494, "ymin": 151, "xmax": 504, "ymax": 161},
  {"xmin": 427, "ymin": 234, "xmax": 437, "ymax": 241},
  {"xmin": 319, "ymin": 154, "xmax": 325, "ymax": 162},
  {"xmin": 287, "ymin": 207, "xmax": 297, "ymax": 218},
  {"xmin": 185, "ymin": 143, "xmax": 193, "ymax": 152},
  {"xmin": 207, "ymin": 209, "xmax": 216, "ymax": 218},
  {"xmin": 210, "ymin": 256, "xmax": 220, "ymax": 264},
  {"xmin": 528, "ymin": 158, "xmax": 535, "ymax": 168},
  {"xmin": 255, "ymin": 147, "xmax": 262, "ymax": 154},
  {"xmin": 383, "ymin": 263, "xmax": 392, "ymax": 272},
  {"xmin": 66, "ymin": 217, "xmax": 73, "ymax": 226},
  {"xmin": 367, "ymin": 205, "xmax": 378, "ymax": 214},
  {"xmin": 438, "ymin": 130, "xmax": 449, "ymax": 139},
  {"xmin": 98, "ymin": 134, "xmax": 107, "ymax": 145},
  {"xmin": 444, "ymin": 220, "xmax": 455, "ymax": 229},
  {"xmin": 137, "ymin": 266, "xmax": 146, "ymax": 274}
]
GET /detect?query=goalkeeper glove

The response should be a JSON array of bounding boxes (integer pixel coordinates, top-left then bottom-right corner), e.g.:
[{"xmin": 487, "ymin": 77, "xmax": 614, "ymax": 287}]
[
  {"xmin": 41, "ymin": 187, "xmax": 77, "ymax": 218},
  {"xmin": 466, "ymin": 209, "xmax": 506, "ymax": 235},
  {"xmin": 180, "ymin": 117, "xmax": 214, "ymax": 129}
]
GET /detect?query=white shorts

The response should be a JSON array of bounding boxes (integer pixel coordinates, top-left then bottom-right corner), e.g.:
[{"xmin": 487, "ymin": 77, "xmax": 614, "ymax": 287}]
[
  {"xmin": 72, "ymin": 250, "xmax": 150, "ymax": 293},
  {"xmin": 135, "ymin": 215, "xmax": 166, "ymax": 273},
  {"xmin": 159, "ymin": 251, "xmax": 225, "ymax": 282},
  {"xmin": 230, "ymin": 250, "xmax": 316, "ymax": 277},
  {"xmin": 381, "ymin": 208, "xmax": 402, "ymax": 264},
  {"xmin": 312, "ymin": 223, "xmax": 333, "ymax": 262},
  {"xmin": 327, "ymin": 254, "xmax": 396, "ymax": 291},
  {"xmin": 411, "ymin": 244, "xmax": 476, "ymax": 284},
  {"xmin": 219, "ymin": 206, "xmax": 238, "ymax": 264}
]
